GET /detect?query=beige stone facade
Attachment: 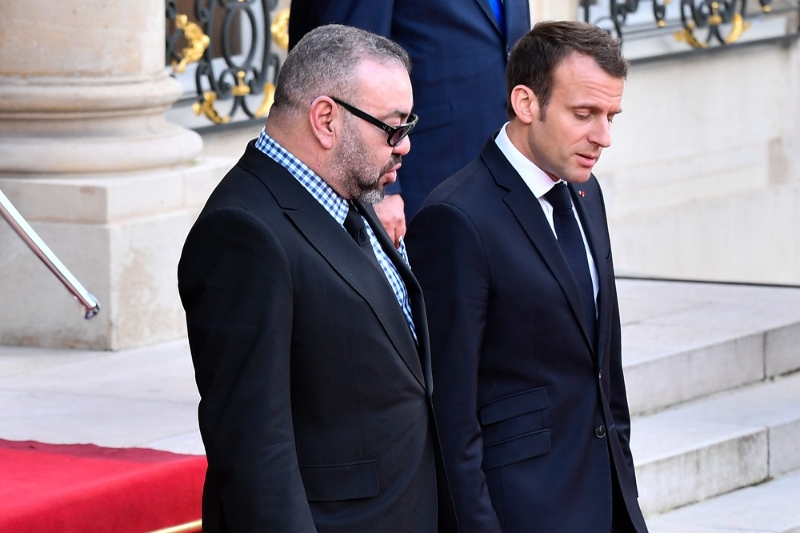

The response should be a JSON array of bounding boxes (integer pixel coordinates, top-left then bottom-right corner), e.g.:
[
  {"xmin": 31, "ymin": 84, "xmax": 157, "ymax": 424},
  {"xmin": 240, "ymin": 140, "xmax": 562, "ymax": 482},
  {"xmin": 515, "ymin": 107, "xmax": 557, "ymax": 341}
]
[
  {"xmin": 1, "ymin": 0, "xmax": 798, "ymax": 350},
  {"xmin": 0, "ymin": 0, "xmax": 228, "ymax": 349},
  {"xmin": 596, "ymin": 38, "xmax": 800, "ymax": 285}
]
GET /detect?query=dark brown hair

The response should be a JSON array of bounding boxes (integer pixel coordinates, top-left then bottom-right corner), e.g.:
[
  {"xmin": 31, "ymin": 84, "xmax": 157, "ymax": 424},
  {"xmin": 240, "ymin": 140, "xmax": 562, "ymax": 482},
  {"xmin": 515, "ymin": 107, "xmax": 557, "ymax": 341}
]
[{"xmin": 506, "ymin": 21, "xmax": 628, "ymax": 119}]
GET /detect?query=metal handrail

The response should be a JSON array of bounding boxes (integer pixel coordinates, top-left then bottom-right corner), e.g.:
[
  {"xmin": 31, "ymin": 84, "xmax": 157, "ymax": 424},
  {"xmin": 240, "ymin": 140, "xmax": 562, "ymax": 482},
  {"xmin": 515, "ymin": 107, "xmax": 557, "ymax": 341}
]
[{"xmin": 0, "ymin": 188, "xmax": 100, "ymax": 319}]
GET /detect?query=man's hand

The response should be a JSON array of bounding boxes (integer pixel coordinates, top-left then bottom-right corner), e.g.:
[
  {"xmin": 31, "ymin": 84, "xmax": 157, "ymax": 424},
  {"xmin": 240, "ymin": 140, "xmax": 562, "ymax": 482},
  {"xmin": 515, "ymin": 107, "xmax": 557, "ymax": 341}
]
[{"xmin": 374, "ymin": 194, "xmax": 406, "ymax": 248}]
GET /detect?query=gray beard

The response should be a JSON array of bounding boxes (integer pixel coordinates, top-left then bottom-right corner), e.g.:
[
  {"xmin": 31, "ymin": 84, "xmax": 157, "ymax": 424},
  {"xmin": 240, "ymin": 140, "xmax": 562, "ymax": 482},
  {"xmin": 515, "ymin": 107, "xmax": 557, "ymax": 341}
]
[
  {"xmin": 333, "ymin": 117, "xmax": 385, "ymax": 204},
  {"xmin": 356, "ymin": 187, "xmax": 385, "ymax": 204}
]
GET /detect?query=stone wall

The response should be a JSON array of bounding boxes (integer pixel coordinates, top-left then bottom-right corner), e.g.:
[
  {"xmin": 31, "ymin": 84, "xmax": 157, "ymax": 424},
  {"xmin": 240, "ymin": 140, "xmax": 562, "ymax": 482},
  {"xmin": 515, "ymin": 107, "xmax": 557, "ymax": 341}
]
[{"xmin": 595, "ymin": 39, "xmax": 800, "ymax": 285}]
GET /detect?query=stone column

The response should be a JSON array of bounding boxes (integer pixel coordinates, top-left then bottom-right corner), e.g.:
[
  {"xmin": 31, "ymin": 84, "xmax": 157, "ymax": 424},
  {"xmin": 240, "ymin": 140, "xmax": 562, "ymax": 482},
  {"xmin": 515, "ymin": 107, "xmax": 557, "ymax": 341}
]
[
  {"xmin": 789, "ymin": 37, "xmax": 800, "ymax": 184},
  {"xmin": 0, "ymin": 0, "xmax": 201, "ymax": 173},
  {"xmin": 0, "ymin": 0, "xmax": 227, "ymax": 349},
  {"xmin": 529, "ymin": 0, "xmax": 578, "ymax": 24}
]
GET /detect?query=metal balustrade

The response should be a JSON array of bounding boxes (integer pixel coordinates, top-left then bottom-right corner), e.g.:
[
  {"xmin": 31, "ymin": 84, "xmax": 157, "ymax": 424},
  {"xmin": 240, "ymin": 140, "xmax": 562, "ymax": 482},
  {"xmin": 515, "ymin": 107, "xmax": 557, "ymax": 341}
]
[
  {"xmin": 584, "ymin": 0, "xmax": 799, "ymax": 58},
  {"xmin": 166, "ymin": 0, "xmax": 800, "ymax": 127},
  {"xmin": 165, "ymin": 0, "xmax": 287, "ymax": 128}
]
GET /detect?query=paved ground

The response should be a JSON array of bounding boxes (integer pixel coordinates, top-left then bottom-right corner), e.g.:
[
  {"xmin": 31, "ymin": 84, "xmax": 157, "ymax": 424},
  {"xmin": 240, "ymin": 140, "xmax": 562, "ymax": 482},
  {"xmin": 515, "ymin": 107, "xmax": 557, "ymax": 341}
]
[
  {"xmin": 0, "ymin": 338, "xmax": 203, "ymax": 454},
  {"xmin": 3, "ymin": 278, "xmax": 800, "ymax": 531},
  {"xmin": 1, "ymin": 278, "xmax": 799, "ymax": 479}
]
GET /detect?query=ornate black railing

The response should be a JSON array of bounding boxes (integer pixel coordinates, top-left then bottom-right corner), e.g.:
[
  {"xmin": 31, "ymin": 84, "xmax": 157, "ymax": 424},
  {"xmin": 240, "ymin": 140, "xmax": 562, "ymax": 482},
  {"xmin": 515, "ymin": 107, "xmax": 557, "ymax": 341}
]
[
  {"xmin": 166, "ymin": 1, "xmax": 799, "ymax": 126},
  {"xmin": 584, "ymin": 0, "xmax": 800, "ymax": 50},
  {"xmin": 166, "ymin": 0, "xmax": 287, "ymax": 125}
]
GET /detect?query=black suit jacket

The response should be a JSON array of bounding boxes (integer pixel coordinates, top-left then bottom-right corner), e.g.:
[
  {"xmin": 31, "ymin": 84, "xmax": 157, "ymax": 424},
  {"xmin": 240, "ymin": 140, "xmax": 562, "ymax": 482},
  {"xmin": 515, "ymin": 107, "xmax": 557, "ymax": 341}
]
[
  {"xmin": 288, "ymin": 0, "xmax": 530, "ymax": 218},
  {"xmin": 406, "ymin": 138, "xmax": 648, "ymax": 533},
  {"xmin": 178, "ymin": 142, "xmax": 456, "ymax": 532}
]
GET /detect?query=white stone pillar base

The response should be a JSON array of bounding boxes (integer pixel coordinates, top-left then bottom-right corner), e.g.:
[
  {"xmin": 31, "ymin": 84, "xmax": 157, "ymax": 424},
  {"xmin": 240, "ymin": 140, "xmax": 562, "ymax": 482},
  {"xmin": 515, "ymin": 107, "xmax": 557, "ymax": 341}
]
[
  {"xmin": 0, "ymin": 73, "xmax": 202, "ymax": 174},
  {"xmin": 0, "ymin": 159, "xmax": 231, "ymax": 350}
]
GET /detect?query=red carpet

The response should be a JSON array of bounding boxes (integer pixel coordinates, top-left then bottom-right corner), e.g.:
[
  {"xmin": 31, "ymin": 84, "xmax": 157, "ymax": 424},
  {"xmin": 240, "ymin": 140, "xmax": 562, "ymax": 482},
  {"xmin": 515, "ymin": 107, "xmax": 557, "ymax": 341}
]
[{"xmin": 0, "ymin": 439, "xmax": 205, "ymax": 533}]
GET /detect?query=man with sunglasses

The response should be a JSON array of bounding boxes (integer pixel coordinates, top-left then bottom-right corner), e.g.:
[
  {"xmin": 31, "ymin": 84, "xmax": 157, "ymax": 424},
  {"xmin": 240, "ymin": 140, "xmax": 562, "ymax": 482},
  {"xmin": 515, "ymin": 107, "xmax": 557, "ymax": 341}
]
[{"xmin": 178, "ymin": 25, "xmax": 456, "ymax": 532}]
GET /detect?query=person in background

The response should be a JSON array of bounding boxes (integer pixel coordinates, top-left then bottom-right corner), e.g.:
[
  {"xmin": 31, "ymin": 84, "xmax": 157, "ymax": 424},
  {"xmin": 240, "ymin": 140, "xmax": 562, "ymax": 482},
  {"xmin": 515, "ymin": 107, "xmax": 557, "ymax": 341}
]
[
  {"xmin": 289, "ymin": 0, "xmax": 531, "ymax": 246},
  {"xmin": 406, "ymin": 21, "xmax": 649, "ymax": 533}
]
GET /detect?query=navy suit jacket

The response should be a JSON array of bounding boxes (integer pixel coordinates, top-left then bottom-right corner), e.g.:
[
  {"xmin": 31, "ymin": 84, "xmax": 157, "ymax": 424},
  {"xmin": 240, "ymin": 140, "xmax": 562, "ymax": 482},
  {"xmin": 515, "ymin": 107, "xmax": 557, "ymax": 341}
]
[
  {"xmin": 289, "ymin": 0, "xmax": 530, "ymax": 218},
  {"xmin": 406, "ymin": 137, "xmax": 648, "ymax": 533}
]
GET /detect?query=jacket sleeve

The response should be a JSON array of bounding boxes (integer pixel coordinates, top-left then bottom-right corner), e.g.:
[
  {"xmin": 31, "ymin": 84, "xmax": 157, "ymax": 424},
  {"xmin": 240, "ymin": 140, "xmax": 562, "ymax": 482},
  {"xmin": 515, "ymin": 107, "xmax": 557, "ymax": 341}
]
[
  {"xmin": 178, "ymin": 207, "xmax": 317, "ymax": 532},
  {"xmin": 406, "ymin": 203, "xmax": 503, "ymax": 533}
]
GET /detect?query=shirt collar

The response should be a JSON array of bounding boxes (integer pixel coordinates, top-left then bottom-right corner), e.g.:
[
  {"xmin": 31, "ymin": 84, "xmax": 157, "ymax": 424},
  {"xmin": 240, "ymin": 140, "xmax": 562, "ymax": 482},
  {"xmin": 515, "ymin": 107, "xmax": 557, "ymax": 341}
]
[
  {"xmin": 494, "ymin": 123, "xmax": 562, "ymax": 198},
  {"xmin": 254, "ymin": 128, "xmax": 349, "ymax": 225}
]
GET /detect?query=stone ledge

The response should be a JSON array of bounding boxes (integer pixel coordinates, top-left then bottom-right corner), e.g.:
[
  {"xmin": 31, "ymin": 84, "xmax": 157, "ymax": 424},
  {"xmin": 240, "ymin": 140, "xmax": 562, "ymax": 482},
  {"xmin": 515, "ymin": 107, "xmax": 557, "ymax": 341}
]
[
  {"xmin": 620, "ymin": 279, "xmax": 800, "ymax": 414},
  {"xmin": 0, "ymin": 157, "xmax": 232, "ymax": 224},
  {"xmin": 632, "ymin": 373, "xmax": 800, "ymax": 515},
  {"xmin": 647, "ymin": 468, "xmax": 800, "ymax": 533}
]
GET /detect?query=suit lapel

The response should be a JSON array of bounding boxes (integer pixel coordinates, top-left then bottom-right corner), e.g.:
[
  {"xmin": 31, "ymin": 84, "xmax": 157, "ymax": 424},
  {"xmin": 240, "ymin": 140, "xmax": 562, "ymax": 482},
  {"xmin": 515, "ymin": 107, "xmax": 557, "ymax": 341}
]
[
  {"xmin": 481, "ymin": 139, "xmax": 597, "ymax": 355},
  {"xmin": 474, "ymin": 0, "xmax": 502, "ymax": 37},
  {"xmin": 288, "ymin": 206, "xmax": 425, "ymax": 388},
  {"xmin": 358, "ymin": 202, "xmax": 434, "ymax": 393},
  {"xmin": 239, "ymin": 144, "xmax": 425, "ymax": 387},
  {"xmin": 568, "ymin": 179, "xmax": 612, "ymax": 369},
  {"xmin": 474, "ymin": 0, "xmax": 531, "ymax": 47}
]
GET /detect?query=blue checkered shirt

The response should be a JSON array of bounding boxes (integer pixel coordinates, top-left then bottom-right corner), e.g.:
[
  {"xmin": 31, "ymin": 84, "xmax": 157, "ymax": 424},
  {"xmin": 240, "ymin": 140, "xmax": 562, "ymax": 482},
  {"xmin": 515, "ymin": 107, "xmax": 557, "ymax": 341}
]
[{"xmin": 255, "ymin": 128, "xmax": 416, "ymax": 340}]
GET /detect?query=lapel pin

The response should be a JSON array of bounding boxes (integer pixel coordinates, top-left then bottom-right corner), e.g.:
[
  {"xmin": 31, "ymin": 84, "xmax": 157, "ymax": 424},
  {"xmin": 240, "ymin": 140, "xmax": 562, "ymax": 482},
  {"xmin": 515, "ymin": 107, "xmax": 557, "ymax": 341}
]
[{"xmin": 579, "ymin": 190, "xmax": 586, "ymax": 198}]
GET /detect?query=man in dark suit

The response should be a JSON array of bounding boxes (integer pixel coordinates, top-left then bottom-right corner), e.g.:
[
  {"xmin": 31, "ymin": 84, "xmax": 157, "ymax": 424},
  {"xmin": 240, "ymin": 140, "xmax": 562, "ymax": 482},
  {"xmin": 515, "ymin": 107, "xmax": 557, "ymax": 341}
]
[
  {"xmin": 178, "ymin": 25, "xmax": 455, "ymax": 532},
  {"xmin": 406, "ymin": 21, "xmax": 648, "ymax": 533},
  {"xmin": 289, "ymin": 0, "xmax": 530, "ymax": 246}
]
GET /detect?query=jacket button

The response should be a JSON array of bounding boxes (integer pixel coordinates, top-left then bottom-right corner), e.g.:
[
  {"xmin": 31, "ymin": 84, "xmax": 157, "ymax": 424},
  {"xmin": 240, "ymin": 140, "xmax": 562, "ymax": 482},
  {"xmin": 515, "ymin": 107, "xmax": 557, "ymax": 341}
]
[{"xmin": 595, "ymin": 426, "xmax": 607, "ymax": 438}]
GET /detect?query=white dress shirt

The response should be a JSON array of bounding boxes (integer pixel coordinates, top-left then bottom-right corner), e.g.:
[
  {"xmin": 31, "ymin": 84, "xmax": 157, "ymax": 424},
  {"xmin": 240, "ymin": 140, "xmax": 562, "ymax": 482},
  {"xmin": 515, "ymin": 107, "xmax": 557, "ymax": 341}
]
[{"xmin": 494, "ymin": 124, "xmax": 599, "ymax": 308}]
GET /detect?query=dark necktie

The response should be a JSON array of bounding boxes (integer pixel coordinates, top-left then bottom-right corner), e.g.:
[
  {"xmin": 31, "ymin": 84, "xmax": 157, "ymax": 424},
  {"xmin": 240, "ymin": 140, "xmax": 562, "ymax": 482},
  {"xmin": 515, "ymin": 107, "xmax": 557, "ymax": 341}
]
[
  {"xmin": 343, "ymin": 201, "xmax": 418, "ymax": 342},
  {"xmin": 343, "ymin": 201, "xmax": 381, "ymax": 271},
  {"xmin": 544, "ymin": 182, "xmax": 597, "ymax": 346}
]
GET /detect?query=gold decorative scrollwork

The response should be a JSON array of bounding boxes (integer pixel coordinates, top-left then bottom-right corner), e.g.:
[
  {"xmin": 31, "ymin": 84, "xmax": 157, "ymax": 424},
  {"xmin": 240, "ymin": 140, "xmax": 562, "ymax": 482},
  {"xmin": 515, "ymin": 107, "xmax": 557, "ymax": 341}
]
[
  {"xmin": 707, "ymin": 2, "xmax": 724, "ymax": 25},
  {"xmin": 172, "ymin": 14, "xmax": 211, "ymax": 74},
  {"xmin": 674, "ymin": 9, "xmax": 750, "ymax": 49},
  {"xmin": 254, "ymin": 82, "xmax": 276, "ymax": 118},
  {"xmin": 166, "ymin": 3, "xmax": 288, "ymax": 125},
  {"xmin": 675, "ymin": 21, "xmax": 709, "ymax": 48},
  {"xmin": 232, "ymin": 71, "xmax": 251, "ymax": 97},
  {"xmin": 271, "ymin": 8, "xmax": 291, "ymax": 50},
  {"xmin": 723, "ymin": 13, "xmax": 750, "ymax": 44},
  {"xmin": 656, "ymin": 0, "xmax": 672, "ymax": 27},
  {"xmin": 192, "ymin": 92, "xmax": 231, "ymax": 124}
]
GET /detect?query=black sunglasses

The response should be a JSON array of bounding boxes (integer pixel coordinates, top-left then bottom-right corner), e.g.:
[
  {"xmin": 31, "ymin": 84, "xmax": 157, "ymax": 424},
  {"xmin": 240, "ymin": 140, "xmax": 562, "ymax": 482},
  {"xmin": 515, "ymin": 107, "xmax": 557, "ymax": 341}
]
[{"xmin": 329, "ymin": 97, "xmax": 418, "ymax": 147}]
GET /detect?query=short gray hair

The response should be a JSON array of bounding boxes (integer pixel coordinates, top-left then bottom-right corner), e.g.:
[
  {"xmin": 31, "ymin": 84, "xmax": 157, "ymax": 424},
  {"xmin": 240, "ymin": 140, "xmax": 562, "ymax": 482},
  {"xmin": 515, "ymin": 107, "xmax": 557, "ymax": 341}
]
[{"xmin": 273, "ymin": 24, "xmax": 410, "ymax": 113}]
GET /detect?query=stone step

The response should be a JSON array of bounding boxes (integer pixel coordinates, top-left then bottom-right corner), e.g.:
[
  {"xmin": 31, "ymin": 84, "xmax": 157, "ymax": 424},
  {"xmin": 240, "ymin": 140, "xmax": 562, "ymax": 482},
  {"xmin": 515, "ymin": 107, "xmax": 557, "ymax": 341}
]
[
  {"xmin": 646, "ymin": 468, "xmax": 800, "ymax": 533},
  {"xmin": 630, "ymin": 371, "xmax": 800, "ymax": 516},
  {"xmin": 618, "ymin": 279, "xmax": 800, "ymax": 415}
]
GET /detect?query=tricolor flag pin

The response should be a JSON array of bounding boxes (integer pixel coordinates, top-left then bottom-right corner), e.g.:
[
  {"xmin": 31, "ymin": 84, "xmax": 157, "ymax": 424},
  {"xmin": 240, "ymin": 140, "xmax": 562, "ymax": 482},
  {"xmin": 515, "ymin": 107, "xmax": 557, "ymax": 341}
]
[{"xmin": 579, "ymin": 190, "xmax": 586, "ymax": 197}]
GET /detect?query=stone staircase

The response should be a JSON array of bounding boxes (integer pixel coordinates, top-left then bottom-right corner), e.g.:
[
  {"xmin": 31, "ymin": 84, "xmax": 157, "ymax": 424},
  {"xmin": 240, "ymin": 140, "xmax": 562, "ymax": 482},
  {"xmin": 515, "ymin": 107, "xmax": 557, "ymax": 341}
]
[
  {"xmin": 1, "ymin": 278, "xmax": 799, "ymax": 531},
  {"xmin": 617, "ymin": 279, "xmax": 800, "ymax": 531}
]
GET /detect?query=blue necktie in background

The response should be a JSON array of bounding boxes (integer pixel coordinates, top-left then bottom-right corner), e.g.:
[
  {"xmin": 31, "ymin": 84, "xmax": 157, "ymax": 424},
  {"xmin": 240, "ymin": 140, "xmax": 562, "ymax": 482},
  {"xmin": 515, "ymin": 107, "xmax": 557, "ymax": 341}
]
[{"xmin": 487, "ymin": 0, "xmax": 505, "ymax": 37}]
